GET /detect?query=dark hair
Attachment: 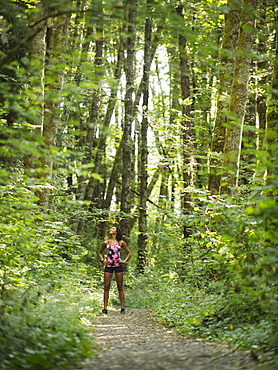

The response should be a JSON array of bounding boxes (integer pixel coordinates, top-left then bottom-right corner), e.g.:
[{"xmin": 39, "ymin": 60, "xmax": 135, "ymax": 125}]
[{"xmin": 115, "ymin": 226, "xmax": 123, "ymax": 242}]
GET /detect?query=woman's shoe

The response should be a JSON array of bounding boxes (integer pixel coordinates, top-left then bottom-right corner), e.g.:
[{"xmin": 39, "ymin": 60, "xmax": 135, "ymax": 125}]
[
  {"xmin": 102, "ymin": 308, "xmax": 108, "ymax": 314},
  {"xmin": 120, "ymin": 308, "xmax": 125, "ymax": 314}
]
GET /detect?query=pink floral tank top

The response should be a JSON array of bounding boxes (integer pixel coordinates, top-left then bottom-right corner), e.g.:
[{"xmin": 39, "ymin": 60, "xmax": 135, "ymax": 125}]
[{"xmin": 106, "ymin": 242, "xmax": 121, "ymax": 267}]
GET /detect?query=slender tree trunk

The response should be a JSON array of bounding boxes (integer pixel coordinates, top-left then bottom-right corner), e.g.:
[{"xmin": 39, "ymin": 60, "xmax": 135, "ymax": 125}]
[
  {"xmin": 253, "ymin": 1, "xmax": 271, "ymax": 182},
  {"xmin": 28, "ymin": 1, "xmax": 46, "ymax": 133},
  {"xmin": 40, "ymin": 12, "xmax": 69, "ymax": 208},
  {"xmin": 102, "ymin": 142, "xmax": 123, "ymax": 210},
  {"xmin": 154, "ymin": 164, "xmax": 169, "ymax": 227},
  {"xmin": 221, "ymin": 0, "xmax": 257, "ymax": 194},
  {"xmin": 133, "ymin": 24, "xmax": 164, "ymax": 112},
  {"xmin": 76, "ymin": 1, "xmax": 104, "ymax": 204},
  {"xmin": 97, "ymin": 142, "xmax": 123, "ymax": 238},
  {"xmin": 208, "ymin": 0, "xmax": 242, "ymax": 194},
  {"xmin": 176, "ymin": 4, "xmax": 193, "ymax": 239},
  {"xmin": 74, "ymin": 3, "xmax": 105, "ymax": 233},
  {"xmin": 86, "ymin": 28, "xmax": 103, "ymax": 162},
  {"xmin": 255, "ymin": 1, "xmax": 268, "ymax": 150},
  {"xmin": 86, "ymin": 32, "xmax": 126, "ymax": 209},
  {"xmin": 264, "ymin": 12, "xmax": 278, "ymax": 182},
  {"xmin": 127, "ymin": 165, "xmax": 162, "ymax": 233},
  {"xmin": 24, "ymin": 2, "xmax": 46, "ymax": 172},
  {"xmin": 137, "ymin": 1, "xmax": 152, "ymax": 273},
  {"xmin": 120, "ymin": 0, "xmax": 137, "ymax": 240}
]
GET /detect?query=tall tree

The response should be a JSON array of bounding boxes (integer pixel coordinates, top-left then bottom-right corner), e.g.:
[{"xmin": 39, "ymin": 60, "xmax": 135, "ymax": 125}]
[
  {"xmin": 176, "ymin": 4, "xmax": 193, "ymax": 239},
  {"xmin": 120, "ymin": 0, "xmax": 137, "ymax": 240},
  {"xmin": 77, "ymin": 1, "xmax": 104, "ymax": 204},
  {"xmin": 254, "ymin": 0, "xmax": 269, "ymax": 152},
  {"xmin": 137, "ymin": 0, "xmax": 152, "ymax": 273},
  {"xmin": 89, "ymin": 30, "xmax": 126, "ymax": 214},
  {"xmin": 41, "ymin": 12, "xmax": 69, "ymax": 208},
  {"xmin": 23, "ymin": 2, "xmax": 47, "ymax": 177},
  {"xmin": 264, "ymin": 9, "xmax": 278, "ymax": 182},
  {"xmin": 208, "ymin": 0, "xmax": 242, "ymax": 195},
  {"xmin": 221, "ymin": 0, "xmax": 258, "ymax": 193}
]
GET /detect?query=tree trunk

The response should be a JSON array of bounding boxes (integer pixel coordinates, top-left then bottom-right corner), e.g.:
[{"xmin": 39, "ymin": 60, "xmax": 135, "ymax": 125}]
[
  {"xmin": 261, "ymin": 11, "xmax": 278, "ymax": 248},
  {"xmin": 154, "ymin": 164, "xmax": 170, "ymax": 231},
  {"xmin": 137, "ymin": 0, "xmax": 152, "ymax": 273},
  {"xmin": 255, "ymin": 1, "xmax": 268, "ymax": 151},
  {"xmin": 125, "ymin": 165, "xmax": 162, "ymax": 234},
  {"xmin": 120, "ymin": 0, "xmax": 137, "ymax": 241},
  {"xmin": 41, "ymin": 12, "xmax": 69, "ymax": 208},
  {"xmin": 221, "ymin": 0, "xmax": 257, "ymax": 194},
  {"xmin": 208, "ymin": 0, "xmax": 242, "ymax": 194},
  {"xmin": 253, "ymin": 1, "xmax": 273, "ymax": 181},
  {"xmin": 133, "ymin": 24, "xmax": 164, "ymax": 113},
  {"xmin": 86, "ymin": 31, "xmax": 125, "ymax": 209},
  {"xmin": 264, "ymin": 12, "xmax": 278, "ymax": 182},
  {"xmin": 176, "ymin": 4, "xmax": 193, "ymax": 239},
  {"xmin": 24, "ymin": 2, "xmax": 46, "ymax": 171},
  {"xmin": 76, "ymin": 1, "xmax": 104, "ymax": 204},
  {"xmin": 28, "ymin": 1, "xmax": 46, "ymax": 133}
]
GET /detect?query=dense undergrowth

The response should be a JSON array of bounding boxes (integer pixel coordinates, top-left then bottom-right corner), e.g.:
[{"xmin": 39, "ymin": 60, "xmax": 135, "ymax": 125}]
[
  {"xmin": 0, "ymin": 271, "xmax": 103, "ymax": 370},
  {"xmin": 1, "ymin": 158, "xmax": 277, "ymax": 369},
  {"xmin": 121, "ymin": 186, "xmax": 278, "ymax": 369},
  {"xmin": 124, "ymin": 270, "xmax": 278, "ymax": 369}
]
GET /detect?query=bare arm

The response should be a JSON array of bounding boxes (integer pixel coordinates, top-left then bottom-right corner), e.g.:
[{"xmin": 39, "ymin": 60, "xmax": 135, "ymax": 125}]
[
  {"xmin": 98, "ymin": 241, "xmax": 108, "ymax": 263},
  {"xmin": 118, "ymin": 241, "xmax": 132, "ymax": 264}
]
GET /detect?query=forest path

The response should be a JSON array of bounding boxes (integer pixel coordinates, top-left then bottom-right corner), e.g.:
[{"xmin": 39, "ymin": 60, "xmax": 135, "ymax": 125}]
[{"xmin": 80, "ymin": 307, "xmax": 257, "ymax": 370}]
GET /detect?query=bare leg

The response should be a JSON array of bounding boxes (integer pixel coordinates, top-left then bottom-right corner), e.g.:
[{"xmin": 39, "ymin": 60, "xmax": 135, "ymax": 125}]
[
  {"xmin": 115, "ymin": 272, "xmax": 124, "ymax": 309},
  {"xmin": 104, "ymin": 272, "xmax": 113, "ymax": 310}
]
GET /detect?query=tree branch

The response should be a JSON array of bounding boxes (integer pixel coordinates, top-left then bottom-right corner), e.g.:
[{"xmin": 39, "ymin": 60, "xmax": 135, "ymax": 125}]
[
  {"xmin": 0, "ymin": 10, "xmax": 73, "ymax": 69},
  {"xmin": 0, "ymin": 27, "xmax": 44, "ymax": 69}
]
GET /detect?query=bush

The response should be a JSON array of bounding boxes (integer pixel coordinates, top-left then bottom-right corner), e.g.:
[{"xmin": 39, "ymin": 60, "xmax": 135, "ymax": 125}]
[
  {"xmin": 0, "ymin": 285, "xmax": 101, "ymax": 370},
  {"xmin": 126, "ymin": 271, "xmax": 278, "ymax": 367}
]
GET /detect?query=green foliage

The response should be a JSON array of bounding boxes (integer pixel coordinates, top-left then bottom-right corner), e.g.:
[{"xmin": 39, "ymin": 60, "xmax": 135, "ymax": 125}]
[
  {"xmin": 126, "ymin": 180, "xmax": 278, "ymax": 367},
  {"xmin": 124, "ymin": 269, "xmax": 164, "ymax": 308},
  {"xmin": 126, "ymin": 271, "xmax": 278, "ymax": 366},
  {"xmin": 155, "ymin": 287, "xmax": 278, "ymax": 363},
  {"xmin": 0, "ymin": 283, "xmax": 101, "ymax": 370},
  {"xmin": 0, "ymin": 140, "xmax": 101, "ymax": 369},
  {"xmin": 0, "ymin": 0, "xmax": 277, "ymax": 369}
]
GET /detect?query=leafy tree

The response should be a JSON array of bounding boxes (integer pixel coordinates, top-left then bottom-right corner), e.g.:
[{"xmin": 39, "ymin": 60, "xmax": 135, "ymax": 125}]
[
  {"xmin": 221, "ymin": 0, "xmax": 258, "ymax": 193},
  {"xmin": 0, "ymin": 0, "xmax": 278, "ymax": 367},
  {"xmin": 209, "ymin": 0, "xmax": 242, "ymax": 195}
]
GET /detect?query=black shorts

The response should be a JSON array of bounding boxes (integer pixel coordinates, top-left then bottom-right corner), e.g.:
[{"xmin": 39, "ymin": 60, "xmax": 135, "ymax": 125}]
[{"xmin": 104, "ymin": 265, "xmax": 124, "ymax": 273}]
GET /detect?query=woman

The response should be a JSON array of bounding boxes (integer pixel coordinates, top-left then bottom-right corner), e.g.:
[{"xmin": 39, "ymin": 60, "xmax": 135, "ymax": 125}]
[{"xmin": 98, "ymin": 226, "xmax": 131, "ymax": 314}]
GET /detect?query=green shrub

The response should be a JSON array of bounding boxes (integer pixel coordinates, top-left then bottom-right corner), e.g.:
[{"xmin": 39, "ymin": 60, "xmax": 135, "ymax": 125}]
[
  {"xmin": 127, "ymin": 272, "xmax": 278, "ymax": 366},
  {"xmin": 0, "ymin": 285, "xmax": 101, "ymax": 370}
]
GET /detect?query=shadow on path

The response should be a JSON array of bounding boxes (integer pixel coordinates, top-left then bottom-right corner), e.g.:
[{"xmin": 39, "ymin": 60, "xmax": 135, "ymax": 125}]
[{"xmin": 79, "ymin": 307, "xmax": 257, "ymax": 370}]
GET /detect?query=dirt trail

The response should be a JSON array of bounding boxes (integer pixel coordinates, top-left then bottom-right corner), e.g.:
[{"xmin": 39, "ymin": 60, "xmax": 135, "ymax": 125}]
[{"xmin": 80, "ymin": 307, "xmax": 257, "ymax": 370}]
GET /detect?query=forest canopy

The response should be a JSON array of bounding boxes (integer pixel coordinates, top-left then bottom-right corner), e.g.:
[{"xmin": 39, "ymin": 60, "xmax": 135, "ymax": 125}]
[{"xmin": 0, "ymin": 0, "xmax": 277, "ymax": 368}]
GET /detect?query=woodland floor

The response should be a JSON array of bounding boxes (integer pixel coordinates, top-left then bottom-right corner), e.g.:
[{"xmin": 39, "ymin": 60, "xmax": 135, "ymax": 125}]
[{"xmin": 78, "ymin": 307, "xmax": 258, "ymax": 370}]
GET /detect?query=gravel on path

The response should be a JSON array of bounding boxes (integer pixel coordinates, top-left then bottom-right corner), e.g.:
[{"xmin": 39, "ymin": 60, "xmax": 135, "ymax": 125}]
[{"xmin": 79, "ymin": 307, "xmax": 258, "ymax": 370}]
